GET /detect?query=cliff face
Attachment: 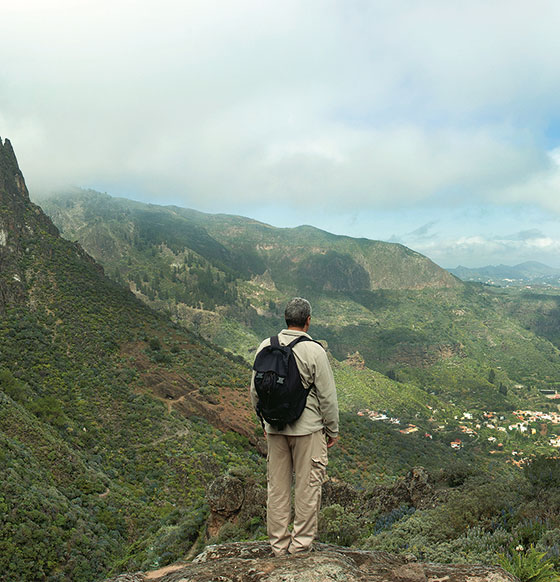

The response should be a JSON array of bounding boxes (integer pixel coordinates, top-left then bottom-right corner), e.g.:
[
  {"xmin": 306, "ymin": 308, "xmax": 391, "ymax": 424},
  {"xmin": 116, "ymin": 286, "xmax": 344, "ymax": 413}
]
[
  {"xmin": 0, "ymin": 138, "xmax": 101, "ymax": 311},
  {"xmin": 105, "ymin": 541, "xmax": 517, "ymax": 582}
]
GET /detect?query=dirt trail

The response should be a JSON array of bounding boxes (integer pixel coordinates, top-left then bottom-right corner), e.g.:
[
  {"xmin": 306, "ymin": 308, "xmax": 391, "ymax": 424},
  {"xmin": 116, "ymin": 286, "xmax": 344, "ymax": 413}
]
[
  {"xmin": 165, "ymin": 394, "xmax": 186, "ymax": 413},
  {"xmin": 144, "ymin": 563, "xmax": 187, "ymax": 580},
  {"xmin": 152, "ymin": 393, "xmax": 186, "ymax": 413}
]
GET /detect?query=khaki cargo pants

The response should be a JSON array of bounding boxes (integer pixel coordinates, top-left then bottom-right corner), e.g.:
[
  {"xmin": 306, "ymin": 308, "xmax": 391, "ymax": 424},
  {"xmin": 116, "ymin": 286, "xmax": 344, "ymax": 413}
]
[{"xmin": 266, "ymin": 429, "xmax": 328, "ymax": 556}]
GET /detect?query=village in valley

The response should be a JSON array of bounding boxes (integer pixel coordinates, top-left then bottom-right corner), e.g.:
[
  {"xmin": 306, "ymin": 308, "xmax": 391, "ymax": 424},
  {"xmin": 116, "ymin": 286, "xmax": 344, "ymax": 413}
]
[{"xmin": 358, "ymin": 402, "xmax": 560, "ymax": 467}]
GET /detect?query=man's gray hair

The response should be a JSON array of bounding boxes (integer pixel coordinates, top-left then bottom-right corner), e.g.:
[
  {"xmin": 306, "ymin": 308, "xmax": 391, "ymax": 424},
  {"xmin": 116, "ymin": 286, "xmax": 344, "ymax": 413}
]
[{"xmin": 285, "ymin": 297, "xmax": 312, "ymax": 327}]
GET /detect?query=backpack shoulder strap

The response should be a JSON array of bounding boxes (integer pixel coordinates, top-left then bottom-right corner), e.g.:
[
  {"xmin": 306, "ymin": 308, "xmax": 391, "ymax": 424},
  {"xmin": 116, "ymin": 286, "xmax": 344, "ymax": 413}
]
[
  {"xmin": 270, "ymin": 335, "xmax": 280, "ymax": 348},
  {"xmin": 287, "ymin": 335, "xmax": 324, "ymax": 350}
]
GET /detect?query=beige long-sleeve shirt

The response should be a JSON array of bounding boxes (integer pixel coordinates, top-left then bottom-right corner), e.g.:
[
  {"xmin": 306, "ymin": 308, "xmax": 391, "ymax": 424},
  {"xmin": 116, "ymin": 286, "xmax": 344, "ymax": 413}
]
[{"xmin": 250, "ymin": 329, "xmax": 339, "ymax": 437}]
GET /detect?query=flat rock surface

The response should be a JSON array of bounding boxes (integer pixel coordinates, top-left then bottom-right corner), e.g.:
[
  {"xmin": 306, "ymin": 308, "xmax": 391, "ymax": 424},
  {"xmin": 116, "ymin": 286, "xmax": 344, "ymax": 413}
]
[{"xmin": 105, "ymin": 541, "xmax": 517, "ymax": 582}]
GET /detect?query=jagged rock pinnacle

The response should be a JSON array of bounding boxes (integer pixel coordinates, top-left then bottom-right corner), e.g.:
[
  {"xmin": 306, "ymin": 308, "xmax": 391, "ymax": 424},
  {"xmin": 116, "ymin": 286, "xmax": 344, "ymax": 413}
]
[
  {"xmin": 0, "ymin": 136, "xmax": 30, "ymax": 203},
  {"xmin": 0, "ymin": 138, "xmax": 65, "ymax": 310}
]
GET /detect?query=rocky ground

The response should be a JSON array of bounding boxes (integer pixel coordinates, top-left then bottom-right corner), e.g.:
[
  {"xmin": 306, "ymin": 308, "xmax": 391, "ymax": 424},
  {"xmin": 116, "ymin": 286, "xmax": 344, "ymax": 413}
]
[{"xmin": 105, "ymin": 541, "xmax": 517, "ymax": 582}]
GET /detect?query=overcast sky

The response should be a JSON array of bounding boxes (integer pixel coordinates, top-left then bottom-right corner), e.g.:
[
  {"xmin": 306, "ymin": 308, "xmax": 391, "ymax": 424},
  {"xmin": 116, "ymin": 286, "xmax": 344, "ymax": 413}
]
[{"xmin": 2, "ymin": 0, "xmax": 560, "ymax": 268}]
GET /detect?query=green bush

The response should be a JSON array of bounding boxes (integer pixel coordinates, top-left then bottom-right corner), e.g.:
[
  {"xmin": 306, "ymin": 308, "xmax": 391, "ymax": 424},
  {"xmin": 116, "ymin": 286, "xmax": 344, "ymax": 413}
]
[
  {"xmin": 0, "ymin": 369, "xmax": 30, "ymax": 403},
  {"xmin": 434, "ymin": 527, "xmax": 513, "ymax": 565},
  {"xmin": 319, "ymin": 504, "xmax": 360, "ymax": 546},
  {"xmin": 28, "ymin": 396, "xmax": 67, "ymax": 428},
  {"xmin": 149, "ymin": 337, "xmax": 162, "ymax": 351},
  {"xmin": 151, "ymin": 350, "xmax": 172, "ymax": 364},
  {"xmin": 499, "ymin": 545, "xmax": 560, "ymax": 582},
  {"xmin": 525, "ymin": 457, "xmax": 560, "ymax": 490}
]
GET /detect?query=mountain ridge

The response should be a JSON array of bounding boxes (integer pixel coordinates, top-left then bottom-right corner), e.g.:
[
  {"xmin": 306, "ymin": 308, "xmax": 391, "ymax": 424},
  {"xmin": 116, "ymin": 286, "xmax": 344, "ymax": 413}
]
[
  {"xmin": 41, "ymin": 188, "xmax": 460, "ymax": 292},
  {"xmin": 40, "ymin": 187, "xmax": 560, "ymax": 410}
]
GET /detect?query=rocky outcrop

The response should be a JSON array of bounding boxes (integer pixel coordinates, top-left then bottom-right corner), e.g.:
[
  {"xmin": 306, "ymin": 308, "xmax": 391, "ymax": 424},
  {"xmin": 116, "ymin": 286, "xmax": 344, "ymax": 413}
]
[
  {"xmin": 0, "ymin": 137, "xmax": 36, "ymax": 308},
  {"xmin": 206, "ymin": 473, "xmax": 266, "ymax": 538},
  {"xmin": 344, "ymin": 351, "xmax": 366, "ymax": 370},
  {"xmin": 321, "ymin": 467, "xmax": 438, "ymax": 516},
  {"xmin": 105, "ymin": 541, "xmax": 517, "ymax": 582},
  {"xmin": 364, "ymin": 466, "xmax": 439, "ymax": 513},
  {"xmin": 0, "ymin": 138, "xmax": 102, "ymax": 311}
]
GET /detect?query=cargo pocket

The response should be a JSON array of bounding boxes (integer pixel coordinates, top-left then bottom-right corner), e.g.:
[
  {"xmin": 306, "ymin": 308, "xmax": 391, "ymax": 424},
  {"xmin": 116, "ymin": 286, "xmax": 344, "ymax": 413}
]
[{"xmin": 309, "ymin": 455, "xmax": 328, "ymax": 487}]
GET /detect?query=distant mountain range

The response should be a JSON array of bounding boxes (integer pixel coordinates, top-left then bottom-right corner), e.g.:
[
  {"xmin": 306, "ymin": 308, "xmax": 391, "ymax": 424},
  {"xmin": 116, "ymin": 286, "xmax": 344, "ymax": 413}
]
[{"xmin": 449, "ymin": 261, "xmax": 560, "ymax": 286}]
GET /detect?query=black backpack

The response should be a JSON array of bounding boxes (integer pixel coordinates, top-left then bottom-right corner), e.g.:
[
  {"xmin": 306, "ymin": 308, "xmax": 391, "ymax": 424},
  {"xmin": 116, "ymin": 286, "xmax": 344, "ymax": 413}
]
[{"xmin": 253, "ymin": 335, "xmax": 319, "ymax": 431}]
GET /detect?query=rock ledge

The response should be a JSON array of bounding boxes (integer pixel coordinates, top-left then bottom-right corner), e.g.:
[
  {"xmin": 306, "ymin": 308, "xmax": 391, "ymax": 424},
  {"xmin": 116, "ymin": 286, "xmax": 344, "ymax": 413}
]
[{"xmin": 105, "ymin": 541, "xmax": 517, "ymax": 582}]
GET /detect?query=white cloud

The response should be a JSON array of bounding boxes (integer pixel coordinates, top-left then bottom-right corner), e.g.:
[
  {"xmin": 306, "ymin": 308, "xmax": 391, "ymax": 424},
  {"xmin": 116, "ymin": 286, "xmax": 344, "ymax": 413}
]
[
  {"xmin": 497, "ymin": 148, "xmax": 560, "ymax": 213},
  {"xmin": 1, "ymin": 0, "xmax": 560, "ymax": 222},
  {"xmin": 413, "ymin": 231, "xmax": 560, "ymax": 268}
]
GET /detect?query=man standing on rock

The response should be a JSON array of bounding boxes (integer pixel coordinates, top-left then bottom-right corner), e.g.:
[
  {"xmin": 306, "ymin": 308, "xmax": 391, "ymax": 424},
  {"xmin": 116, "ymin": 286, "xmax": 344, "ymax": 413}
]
[{"xmin": 250, "ymin": 297, "xmax": 339, "ymax": 556}]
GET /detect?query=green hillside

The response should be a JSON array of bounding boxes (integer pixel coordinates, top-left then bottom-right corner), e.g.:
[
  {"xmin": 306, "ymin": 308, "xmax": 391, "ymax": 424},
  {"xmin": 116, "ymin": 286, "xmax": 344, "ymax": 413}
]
[
  {"xmin": 41, "ymin": 190, "xmax": 560, "ymax": 412},
  {"xmin": 1, "ymin": 141, "xmax": 486, "ymax": 581}
]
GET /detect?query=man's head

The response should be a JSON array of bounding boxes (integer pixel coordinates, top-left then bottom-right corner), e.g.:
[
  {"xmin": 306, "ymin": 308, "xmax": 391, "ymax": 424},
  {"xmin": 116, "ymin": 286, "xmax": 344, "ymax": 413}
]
[{"xmin": 285, "ymin": 297, "xmax": 312, "ymax": 329}]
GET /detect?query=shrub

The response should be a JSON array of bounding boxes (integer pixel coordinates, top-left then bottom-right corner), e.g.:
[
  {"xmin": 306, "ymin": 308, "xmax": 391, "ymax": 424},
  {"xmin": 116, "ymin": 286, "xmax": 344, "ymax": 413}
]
[
  {"xmin": 0, "ymin": 368, "xmax": 31, "ymax": 403},
  {"xmin": 149, "ymin": 337, "xmax": 162, "ymax": 351},
  {"xmin": 151, "ymin": 350, "xmax": 172, "ymax": 364},
  {"xmin": 436, "ymin": 526, "xmax": 513, "ymax": 565},
  {"xmin": 361, "ymin": 509, "xmax": 440, "ymax": 557},
  {"xmin": 498, "ymin": 545, "xmax": 560, "ymax": 582},
  {"xmin": 319, "ymin": 504, "xmax": 360, "ymax": 546},
  {"xmin": 525, "ymin": 457, "xmax": 560, "ymax": 490}
]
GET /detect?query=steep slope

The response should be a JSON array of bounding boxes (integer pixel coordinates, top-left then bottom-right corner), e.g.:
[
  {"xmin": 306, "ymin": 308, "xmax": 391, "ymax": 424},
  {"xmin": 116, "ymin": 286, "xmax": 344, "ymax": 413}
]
[
  {"xmin": 0, "ymin": 140, "xmax": 263, "ymax": 580},
  {"xmin": 0, "ymin": 138, "xmax": 61, "ymax": 307},
  {"xmin": 173, "ymin": 207, "xmax": 459, "ymax": 291}
]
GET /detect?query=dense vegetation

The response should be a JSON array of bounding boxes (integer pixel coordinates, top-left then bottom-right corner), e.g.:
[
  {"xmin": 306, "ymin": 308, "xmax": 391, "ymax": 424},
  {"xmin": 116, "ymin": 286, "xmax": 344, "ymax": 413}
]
[
  {"xmin": 325, "ymin": 456, "xmax": 560, "ymax": 570},
  {"xmin": 0, "ymin": 227, "xmax": 262, "ymax": 580}
]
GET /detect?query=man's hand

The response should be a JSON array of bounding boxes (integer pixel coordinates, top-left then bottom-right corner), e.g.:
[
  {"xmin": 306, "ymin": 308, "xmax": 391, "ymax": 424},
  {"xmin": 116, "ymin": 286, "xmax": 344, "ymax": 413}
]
[{"xmin": 326, "ymin": 435, "xmax": 338, "ymax": 448}]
